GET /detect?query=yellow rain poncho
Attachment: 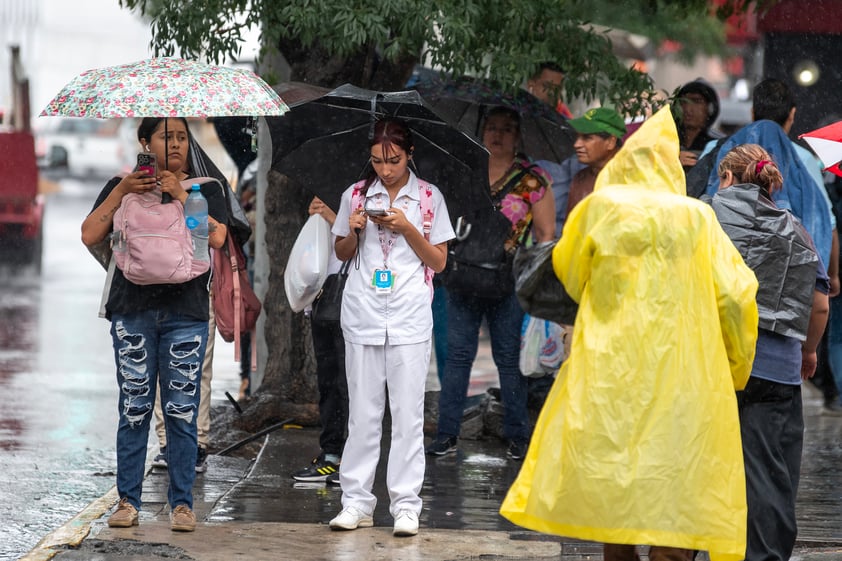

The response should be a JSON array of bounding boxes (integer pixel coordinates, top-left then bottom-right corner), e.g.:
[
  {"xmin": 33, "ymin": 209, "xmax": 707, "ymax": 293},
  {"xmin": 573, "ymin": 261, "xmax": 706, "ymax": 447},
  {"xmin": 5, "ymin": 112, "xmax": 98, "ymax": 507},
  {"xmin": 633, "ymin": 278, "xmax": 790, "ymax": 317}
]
[{"xmin": 500, "ymin": 107, "xmax": 759, "ymax": 561}]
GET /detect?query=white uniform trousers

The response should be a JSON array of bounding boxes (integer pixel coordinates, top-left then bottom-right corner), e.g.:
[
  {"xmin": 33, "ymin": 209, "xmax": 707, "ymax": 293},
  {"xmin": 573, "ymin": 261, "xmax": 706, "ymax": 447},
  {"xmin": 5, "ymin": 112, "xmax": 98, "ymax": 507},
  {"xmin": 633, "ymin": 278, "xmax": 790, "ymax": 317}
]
[{"xmin": 339, "ymin": 338, "xmax": 430, "ymax": 517}]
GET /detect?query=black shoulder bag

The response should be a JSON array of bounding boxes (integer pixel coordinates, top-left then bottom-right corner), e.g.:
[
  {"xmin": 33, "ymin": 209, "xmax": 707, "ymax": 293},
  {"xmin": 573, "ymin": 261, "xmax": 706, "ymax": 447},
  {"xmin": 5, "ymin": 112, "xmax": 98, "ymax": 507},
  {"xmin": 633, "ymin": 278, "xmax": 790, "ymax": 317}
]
[
  {"xmin": 310, "ymin": 259, "xmax": 352, "ymax": 323},
  {"xmin": 442, "ymin": 169, "xmax": 528, "ymax": 300}
]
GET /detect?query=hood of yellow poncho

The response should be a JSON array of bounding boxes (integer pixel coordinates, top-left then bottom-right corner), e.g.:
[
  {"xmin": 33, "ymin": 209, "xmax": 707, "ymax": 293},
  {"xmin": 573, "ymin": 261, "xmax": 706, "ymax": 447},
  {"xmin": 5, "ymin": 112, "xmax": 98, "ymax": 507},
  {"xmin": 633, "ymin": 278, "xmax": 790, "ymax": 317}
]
[{"xmin": 594, "ymin": 106, "xmax": 685, "ymax": 197}]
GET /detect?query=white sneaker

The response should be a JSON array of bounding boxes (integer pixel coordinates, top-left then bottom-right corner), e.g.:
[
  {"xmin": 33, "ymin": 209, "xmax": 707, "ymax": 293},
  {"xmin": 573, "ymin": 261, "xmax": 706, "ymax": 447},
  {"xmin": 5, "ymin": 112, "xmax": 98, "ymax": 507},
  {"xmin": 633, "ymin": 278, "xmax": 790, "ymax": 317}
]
[
  {"xmin": 393, "ymin": 510, "xmax": 419, "ymax": 537},
  {"xmin": 329, "ymin": 506, "xmax": 373, "ymax": 531}
]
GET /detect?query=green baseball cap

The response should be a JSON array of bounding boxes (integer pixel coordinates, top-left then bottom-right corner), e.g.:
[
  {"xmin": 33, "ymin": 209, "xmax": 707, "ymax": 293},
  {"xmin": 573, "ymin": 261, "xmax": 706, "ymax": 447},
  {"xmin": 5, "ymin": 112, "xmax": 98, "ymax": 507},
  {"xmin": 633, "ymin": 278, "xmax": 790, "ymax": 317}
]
[{"xmin": 569, "ymin": 107, "xmax": 626, "ymax": 139}]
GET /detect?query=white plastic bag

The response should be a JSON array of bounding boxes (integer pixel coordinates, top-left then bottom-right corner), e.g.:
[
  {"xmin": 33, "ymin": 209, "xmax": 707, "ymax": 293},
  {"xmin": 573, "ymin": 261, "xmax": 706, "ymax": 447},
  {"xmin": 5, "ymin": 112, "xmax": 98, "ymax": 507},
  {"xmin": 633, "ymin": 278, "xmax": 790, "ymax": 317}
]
[
  {"xmin": 284, "ymin": 214, "xmax": 331, "ymax": 312},
  {"xmin": 519, "ymin": 314, "xmax": 566, "ymax": 377}
]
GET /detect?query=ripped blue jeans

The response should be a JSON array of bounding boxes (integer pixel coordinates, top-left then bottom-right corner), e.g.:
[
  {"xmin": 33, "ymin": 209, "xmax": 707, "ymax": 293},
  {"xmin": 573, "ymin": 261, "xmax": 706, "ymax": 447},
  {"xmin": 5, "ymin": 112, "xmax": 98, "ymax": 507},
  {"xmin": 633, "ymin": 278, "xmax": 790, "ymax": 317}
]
[{"xmin": 110, "ymin": 311, "xmax": 208, "ymax": 511}]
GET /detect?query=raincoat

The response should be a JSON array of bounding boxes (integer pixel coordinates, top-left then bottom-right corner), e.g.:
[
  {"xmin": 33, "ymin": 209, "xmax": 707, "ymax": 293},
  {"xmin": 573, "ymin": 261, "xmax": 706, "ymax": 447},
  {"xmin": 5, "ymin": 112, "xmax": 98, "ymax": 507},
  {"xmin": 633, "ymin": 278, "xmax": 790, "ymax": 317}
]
[
  {"xmin": 500, "ymin": 107, "xmax": 759, "ymax": 561},
  {"xmin": 711, "ymin": 183, "xmax": 818, "ymax": 340},
  {"xmin": 703, "ymin": 120, "xmax": 832, "ymax": 268}
]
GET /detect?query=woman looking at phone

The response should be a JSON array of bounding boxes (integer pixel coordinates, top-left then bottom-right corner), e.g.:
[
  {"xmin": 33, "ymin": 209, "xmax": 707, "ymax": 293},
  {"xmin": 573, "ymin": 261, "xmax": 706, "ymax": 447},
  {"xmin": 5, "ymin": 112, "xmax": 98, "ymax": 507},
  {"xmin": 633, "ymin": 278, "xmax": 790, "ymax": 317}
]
[
  {"xmin": 81, "ymin": 117, "xmax": 228, "ymax": 533},
  {"xmin": 328, "ymin": 117, "xmax": 454, "ymax": 537}
]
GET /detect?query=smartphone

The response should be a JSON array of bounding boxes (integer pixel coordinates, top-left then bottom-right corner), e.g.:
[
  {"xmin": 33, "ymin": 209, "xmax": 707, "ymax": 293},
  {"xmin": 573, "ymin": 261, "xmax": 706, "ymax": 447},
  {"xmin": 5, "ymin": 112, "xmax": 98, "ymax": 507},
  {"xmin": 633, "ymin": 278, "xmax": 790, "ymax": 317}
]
[
  {"xmin": 365, "ymin": 204, "xmax": 388, "ymax": 217},
  {"xmin": 137, "ymin": 152, "xmax": 158, "ymax": 177}
]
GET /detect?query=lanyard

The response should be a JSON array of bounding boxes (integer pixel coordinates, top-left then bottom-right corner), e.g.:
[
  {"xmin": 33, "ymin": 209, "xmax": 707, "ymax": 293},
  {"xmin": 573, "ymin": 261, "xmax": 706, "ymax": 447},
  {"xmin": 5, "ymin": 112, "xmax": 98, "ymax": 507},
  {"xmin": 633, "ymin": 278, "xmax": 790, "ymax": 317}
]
[
  {"xmin": 372, "ymin": 195, "xmax": 413, "ymax": 268},
  {"xmin": 376, "ymin": 223, "xmax": 399, "ymax": 268}
]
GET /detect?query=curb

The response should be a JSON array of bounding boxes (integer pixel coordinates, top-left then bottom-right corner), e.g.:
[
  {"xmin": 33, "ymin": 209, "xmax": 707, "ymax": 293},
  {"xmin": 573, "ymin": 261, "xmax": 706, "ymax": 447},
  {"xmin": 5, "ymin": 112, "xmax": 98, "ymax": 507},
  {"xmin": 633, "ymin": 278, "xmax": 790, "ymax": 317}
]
[{"xmin": 20, "ymin": 486, "xmax": 119, "ymax": 561}]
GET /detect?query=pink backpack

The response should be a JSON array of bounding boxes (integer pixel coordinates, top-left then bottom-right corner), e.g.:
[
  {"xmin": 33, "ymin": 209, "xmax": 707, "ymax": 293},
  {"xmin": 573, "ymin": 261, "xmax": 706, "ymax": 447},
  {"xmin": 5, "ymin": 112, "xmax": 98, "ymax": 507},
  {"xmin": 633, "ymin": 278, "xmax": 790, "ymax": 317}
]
[{"xmin": 112, "ymin": 186, "xmax": 209, "ymax": 285}]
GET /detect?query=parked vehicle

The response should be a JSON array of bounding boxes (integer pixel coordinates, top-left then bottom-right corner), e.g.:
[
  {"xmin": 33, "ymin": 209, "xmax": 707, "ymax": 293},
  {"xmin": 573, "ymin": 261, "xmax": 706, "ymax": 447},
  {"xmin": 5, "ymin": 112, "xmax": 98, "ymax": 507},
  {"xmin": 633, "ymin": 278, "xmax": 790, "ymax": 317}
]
[
  {"xmin": 35, "ymin": 117, "xmax": 136, "ymax": 179},
  {"xmin": 0, "ymin": 45, "xmax": 44, "ymax": 271},
  {"xmin": 0, "ymin": 129, "xmax": 43, "ymax": 269}
]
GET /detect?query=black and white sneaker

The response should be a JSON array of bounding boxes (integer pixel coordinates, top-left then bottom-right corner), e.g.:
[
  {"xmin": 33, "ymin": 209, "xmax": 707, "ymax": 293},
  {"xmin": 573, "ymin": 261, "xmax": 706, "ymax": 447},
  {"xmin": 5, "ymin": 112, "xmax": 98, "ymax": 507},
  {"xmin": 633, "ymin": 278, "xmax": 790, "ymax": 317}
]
[
  {"xmin": 506, "ymin": 440, "xmax": 528, "ymax": 461},
  {"xmin": 195, "ymin": 446, "xmax": 208, "ymax": 473},
  {"xmin": 426, "ymin": 436, "xmax": 458, "ymax": 456},
  {"xmin": 152, "ymin": 446, "xmax": 168, "ymax": 469},
  {"xmin": 291, "ymin": 455, "xmax": 339, "ymax": 482}
]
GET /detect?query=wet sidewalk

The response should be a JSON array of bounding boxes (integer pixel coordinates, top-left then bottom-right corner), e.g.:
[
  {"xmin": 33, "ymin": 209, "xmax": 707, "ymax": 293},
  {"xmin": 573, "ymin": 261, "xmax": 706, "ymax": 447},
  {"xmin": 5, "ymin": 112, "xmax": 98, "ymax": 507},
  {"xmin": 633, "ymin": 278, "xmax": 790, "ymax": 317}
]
[
  {"xmin": 21, "ymin": 355, "xmax": 842, "ymax": 561},
  {"xmin": 28, "ymin": 426, "xmax": 572, "ymax": 561}
]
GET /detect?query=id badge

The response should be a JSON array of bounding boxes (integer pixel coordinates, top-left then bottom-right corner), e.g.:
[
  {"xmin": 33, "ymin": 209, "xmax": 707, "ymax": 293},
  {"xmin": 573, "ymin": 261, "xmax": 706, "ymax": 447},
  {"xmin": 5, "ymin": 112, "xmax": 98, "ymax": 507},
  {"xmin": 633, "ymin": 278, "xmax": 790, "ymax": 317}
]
[{"xmin": 372, "ymin": 268, "xmax": 394, "ymax": 294}]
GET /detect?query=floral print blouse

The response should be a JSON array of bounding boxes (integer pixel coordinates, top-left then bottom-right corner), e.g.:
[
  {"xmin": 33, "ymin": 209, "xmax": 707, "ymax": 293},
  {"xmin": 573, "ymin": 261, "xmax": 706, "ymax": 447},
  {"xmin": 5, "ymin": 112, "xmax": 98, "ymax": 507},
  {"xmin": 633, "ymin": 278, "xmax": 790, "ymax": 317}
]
[{"xmin": 490, "ymin": 157, "xmax": 551, "ymax": 252}]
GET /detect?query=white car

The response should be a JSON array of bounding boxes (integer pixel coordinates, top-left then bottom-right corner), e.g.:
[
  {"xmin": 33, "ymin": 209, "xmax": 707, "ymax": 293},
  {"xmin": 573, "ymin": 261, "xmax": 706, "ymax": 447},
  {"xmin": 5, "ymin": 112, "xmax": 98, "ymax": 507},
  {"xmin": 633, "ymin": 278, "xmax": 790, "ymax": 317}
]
[{"xmin": 35, "ymin": 117, "xmax": 137, "ymax": 179}]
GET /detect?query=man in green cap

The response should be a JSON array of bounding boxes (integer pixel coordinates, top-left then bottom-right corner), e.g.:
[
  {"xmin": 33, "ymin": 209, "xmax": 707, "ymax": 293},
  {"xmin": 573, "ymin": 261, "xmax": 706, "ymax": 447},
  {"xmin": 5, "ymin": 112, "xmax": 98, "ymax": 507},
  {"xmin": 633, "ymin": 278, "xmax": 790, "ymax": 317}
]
[{"xmin": 565, "ymin": 107, "xmax": 626, "ymax": 214}]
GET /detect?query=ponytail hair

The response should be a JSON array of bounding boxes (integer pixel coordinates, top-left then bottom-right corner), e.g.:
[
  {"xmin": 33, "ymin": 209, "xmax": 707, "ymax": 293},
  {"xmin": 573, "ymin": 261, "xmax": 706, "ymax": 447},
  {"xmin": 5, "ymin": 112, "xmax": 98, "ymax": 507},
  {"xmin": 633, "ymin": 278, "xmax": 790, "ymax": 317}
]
[{"xmin": 717, "ymin": 143, "xmax": 783, "ymax": 195}]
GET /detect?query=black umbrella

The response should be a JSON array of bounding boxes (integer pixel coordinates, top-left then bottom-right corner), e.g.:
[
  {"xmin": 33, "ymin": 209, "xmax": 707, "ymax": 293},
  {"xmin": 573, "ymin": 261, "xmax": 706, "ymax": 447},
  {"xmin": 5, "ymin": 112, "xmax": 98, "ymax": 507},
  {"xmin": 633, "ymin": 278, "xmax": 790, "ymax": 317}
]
[
  {"xmin": 266, "ymin": 84, "xmax": 490, "ymax": 220},
  {"xmin": 413, "ymin": 75, "xmax": 576, "ymax": 164}
]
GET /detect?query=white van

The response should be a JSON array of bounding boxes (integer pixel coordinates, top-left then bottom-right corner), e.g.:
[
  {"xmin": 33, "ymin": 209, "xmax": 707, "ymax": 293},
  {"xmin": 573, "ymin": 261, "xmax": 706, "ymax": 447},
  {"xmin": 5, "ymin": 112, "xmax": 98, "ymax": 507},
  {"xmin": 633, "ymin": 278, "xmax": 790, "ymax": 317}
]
[{"xmin": 34, "ymin": 118, "xmax": 137, "ymax": 179}]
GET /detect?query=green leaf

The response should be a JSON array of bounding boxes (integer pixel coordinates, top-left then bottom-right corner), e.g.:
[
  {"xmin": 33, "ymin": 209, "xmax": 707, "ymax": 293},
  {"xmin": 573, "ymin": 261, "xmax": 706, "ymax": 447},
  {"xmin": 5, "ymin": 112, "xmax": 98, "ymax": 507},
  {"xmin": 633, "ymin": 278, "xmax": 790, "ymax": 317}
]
[{"xmin": 119, "ymin": 0, "xmax": 770, "ymax": 109}]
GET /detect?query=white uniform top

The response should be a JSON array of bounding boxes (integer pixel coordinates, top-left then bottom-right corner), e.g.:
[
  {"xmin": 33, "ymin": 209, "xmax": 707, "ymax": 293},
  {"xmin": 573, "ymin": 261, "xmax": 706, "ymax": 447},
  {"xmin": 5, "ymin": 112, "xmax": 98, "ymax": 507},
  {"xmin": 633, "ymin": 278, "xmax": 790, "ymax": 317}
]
[{"xmin": 333, "ymin": 171, "xmax": 455, "ymax": 345}]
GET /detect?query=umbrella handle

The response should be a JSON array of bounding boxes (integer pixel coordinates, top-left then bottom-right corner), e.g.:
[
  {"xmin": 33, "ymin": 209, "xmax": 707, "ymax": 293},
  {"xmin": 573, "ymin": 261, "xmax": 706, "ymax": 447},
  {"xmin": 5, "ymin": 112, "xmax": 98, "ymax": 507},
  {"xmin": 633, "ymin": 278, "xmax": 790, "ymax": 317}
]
[
  {"xmin": 161, "ymin": 119, "xmax": 172, "ymax": 204},
  {"xmin": 455, "ymin": 216, "xmax": 471, "ymax": 241}
]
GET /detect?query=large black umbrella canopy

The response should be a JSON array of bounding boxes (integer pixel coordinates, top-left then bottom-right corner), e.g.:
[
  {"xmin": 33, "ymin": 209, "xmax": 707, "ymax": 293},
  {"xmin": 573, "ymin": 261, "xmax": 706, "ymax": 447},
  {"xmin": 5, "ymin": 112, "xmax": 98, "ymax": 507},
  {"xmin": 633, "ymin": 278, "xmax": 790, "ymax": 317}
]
[
  {"xmin": 267, "ymin": 84, "xmax": 490, "ymax": 220},
  {"xmin": 413, "ymin": 75, "xmax": 576, "ymax": 164}
]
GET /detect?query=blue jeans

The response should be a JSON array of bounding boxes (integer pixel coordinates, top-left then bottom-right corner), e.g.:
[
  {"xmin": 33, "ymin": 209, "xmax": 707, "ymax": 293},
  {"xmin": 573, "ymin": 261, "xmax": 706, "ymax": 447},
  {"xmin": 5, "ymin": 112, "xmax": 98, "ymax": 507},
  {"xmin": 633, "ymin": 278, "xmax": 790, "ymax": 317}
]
[
  {"xmin": 437, "ymin": 290, "xmax": 529, "ymax": 443},
  {"xmin": 432, "ymin": 284, "xmax": 448, "ymax": 383},
  {"xmin": 826, "ymin": 296, "xmax": 842, "ymax": 400},
  {"xmin": 111, "ymin": 311, "xmax": 207, "ymax": 510}
]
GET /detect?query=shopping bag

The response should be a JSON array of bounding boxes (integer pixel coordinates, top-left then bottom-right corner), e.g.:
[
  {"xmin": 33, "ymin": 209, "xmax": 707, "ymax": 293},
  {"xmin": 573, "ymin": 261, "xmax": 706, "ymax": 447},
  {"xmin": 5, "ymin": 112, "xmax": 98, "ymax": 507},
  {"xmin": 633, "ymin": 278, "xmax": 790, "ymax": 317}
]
[
  {"xmin": 284, "ymin": 214, "xmax": 331, "ymax": 312},
  {"xmin": 513, "ymin": 240, "xmax": 578, "ymax": 325},
  {"xmin": 519, "ymin": 314, "xmax": 566, "ymax": 378}
]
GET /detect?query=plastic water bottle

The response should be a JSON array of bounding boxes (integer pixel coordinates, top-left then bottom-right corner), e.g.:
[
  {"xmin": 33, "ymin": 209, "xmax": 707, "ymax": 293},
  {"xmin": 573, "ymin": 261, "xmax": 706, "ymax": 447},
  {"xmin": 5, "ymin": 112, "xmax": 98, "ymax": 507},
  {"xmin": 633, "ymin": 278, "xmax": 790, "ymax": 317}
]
[
  {"xmin": 184, "ymin": 184, "xmax": 209, "ymax": 262},
  {"xmin": 111, "ymin": 230, "xmax": 126, "ymax": 253}
]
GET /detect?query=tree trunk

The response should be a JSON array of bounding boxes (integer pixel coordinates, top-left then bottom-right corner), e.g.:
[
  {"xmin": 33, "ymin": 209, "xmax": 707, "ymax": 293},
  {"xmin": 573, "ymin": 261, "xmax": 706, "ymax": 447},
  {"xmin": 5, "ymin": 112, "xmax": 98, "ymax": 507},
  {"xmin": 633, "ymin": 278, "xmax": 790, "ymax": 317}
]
[
  {"xmin": 234, "ymin": 169, "xmax": 321, "ymax": 431},
  {"xmin": 233, "ymin": 37, "xmax": 419, "ymax": 432}
]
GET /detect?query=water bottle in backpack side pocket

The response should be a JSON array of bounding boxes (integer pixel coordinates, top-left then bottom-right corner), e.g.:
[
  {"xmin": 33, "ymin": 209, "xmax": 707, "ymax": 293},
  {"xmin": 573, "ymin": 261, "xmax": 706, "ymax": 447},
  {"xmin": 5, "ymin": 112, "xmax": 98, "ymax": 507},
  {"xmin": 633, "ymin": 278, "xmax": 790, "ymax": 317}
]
[
  {"xmin": 184, "ymin": 183, "xmax": 210, "ymax": 262},
  {"xmin": 111, "ymin": 229, "xmax": 126, "ymax": 253}
]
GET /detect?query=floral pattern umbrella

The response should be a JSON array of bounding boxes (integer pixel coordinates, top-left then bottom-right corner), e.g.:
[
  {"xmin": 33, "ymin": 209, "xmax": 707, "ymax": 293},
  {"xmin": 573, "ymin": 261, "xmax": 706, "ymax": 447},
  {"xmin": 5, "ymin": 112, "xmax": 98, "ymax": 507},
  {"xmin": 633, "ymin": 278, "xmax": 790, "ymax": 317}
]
[{"xmin": 40, "ymin": 57, "xmax": 288, "ymax": 118}]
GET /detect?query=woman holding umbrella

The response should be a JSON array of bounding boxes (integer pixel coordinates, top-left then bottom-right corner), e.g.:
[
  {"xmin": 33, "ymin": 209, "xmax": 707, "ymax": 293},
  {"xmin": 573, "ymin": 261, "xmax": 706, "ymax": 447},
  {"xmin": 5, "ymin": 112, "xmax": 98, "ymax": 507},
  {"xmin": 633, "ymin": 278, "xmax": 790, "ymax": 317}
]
[
  {"xmin": 428, "ymin": 106, "xmax": 555, "ymax": 460},
  {"xmin": 328, "ymin": 117, "xmax": 454, "ymax": 537},
  {"xmin": 81, "ymin": 117, "xmax": 229, "ymax": 533}
]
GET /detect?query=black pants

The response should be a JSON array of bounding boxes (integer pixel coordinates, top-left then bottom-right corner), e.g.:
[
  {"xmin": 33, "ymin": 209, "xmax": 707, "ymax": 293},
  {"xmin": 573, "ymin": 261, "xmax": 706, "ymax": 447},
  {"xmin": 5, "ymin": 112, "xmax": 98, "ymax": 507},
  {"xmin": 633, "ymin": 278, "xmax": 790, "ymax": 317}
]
[
  {"xmin": 737, "ymin": 377, "xmax": 803, "ymax": 561},
  {"xmin": 603, "ymin": 545, "xmax": 693, "ymax": 561},
  {"xmin": 811, "ymin": 328, "xmax": 839, "ymax": 403},
  {"xmin": 311, "ymin": 318, "xmax": 348, "ymax": 457}
]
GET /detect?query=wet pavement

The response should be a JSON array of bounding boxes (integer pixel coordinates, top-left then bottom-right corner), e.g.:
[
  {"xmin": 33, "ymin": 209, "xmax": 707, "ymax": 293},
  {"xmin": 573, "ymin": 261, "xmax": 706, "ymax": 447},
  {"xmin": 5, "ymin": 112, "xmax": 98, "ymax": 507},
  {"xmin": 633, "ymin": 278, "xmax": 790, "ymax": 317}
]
[
  {"xmin": 0, "ymin": 177, "xmax": 244, "ymax": 560},
  {"xmin": 19, "ymin": 378, "xmax": 842, "ymax": 561},
  {"xmin": 11, "ymin": 131, "xmax": 842, "ymax": 561}
]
